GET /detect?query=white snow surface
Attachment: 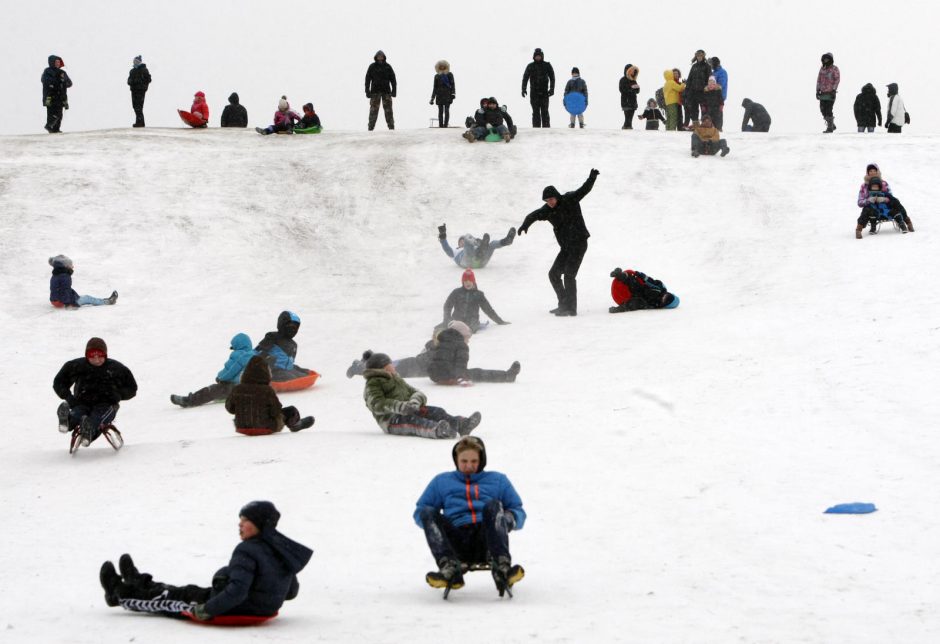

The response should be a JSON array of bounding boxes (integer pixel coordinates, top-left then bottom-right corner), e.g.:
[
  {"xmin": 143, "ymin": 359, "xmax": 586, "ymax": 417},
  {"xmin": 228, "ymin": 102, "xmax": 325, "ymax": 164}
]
[{"xmin": 1, "ymin": 127, "xmax": 939, "ymax": 643}]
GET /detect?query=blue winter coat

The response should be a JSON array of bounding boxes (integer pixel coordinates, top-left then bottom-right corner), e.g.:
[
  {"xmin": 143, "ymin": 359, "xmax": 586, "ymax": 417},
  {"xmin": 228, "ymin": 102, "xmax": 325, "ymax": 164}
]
[
  {"xmin": 712, "ymin": 66, "xmax": 728, "ymax": 101},
  {"xmin": 216, "ymin": 333, "xmax": 258, "ymax": 383},
  {"xmin": 204, "ymin": 530, "xmax": 313, "ymax": 618},
  {"xmin": 413, "ymin": 470, "xmax": 526, "ymax": 530},
  {"xmin": 50, "ymin": 268, "xmax": 79, "ymax": 305}
]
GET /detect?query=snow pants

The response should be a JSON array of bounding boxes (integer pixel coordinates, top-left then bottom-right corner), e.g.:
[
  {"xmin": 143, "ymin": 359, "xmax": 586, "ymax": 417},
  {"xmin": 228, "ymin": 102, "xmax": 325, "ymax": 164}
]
[
  {"xmin": 393, "ymin": 354, "xmax": 431, "ymax": 378},
  {"xmin": 530, "ymin": 94, "xmax": 550, "ymax": 127},
  {"xmin": 113, "ymin": 566, "xmax": 230, "ymax": 618},
  {"xmin": 418, "ymin": 500, "xmax": 514, "ymax": 565},
  {"xmin": 68, "ymin": 403, "xmax": 118, "ymax": 440},
  {"xmin": 45, "ymin": 104, "xmax": 64, "ymax": 132},
  {"xmin": 368, "ymin": 94, "xmax": 394, "ymax": 130},
  {"xmin": 549, "ymin": 241, "xmax": 587, "ymax": 314},
  {"xmin": 131, "ymin": 90, "xmax": 147, "ymax": 126},
  {"xmin": 386, "ymin": 405, "xmax": 462, "ymax": 439},
  {"xmin": 622, "ymin": 108, "xmax": 636, "ymax": 129},
  {"xmin": 182, "ymin": 381, "xmax": 236, "ymax": 407},
  {"xmin": 819, "ymin": 99, "xmax": 835, "ymax": 120},
  {"xmin": 691, "ymin": 134, "xmax": 729, "ymax": 155},
  {"xmin": 665, "ymin": 104, "xmax": 679, "ymax": 130},
  {"xmin": 430, "ymin": 367, "xmax": 514, "ymax": 385},
  {"xmin": 684, "ymin": 91, "xmax": 703, "ymax": 123}
]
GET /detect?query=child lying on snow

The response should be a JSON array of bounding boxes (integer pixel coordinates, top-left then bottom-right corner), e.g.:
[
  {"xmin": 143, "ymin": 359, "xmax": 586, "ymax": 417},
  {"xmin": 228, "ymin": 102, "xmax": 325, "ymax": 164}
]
[{"xmin": 609, "ymin": 267, "xmax": 679, "ymax": 313}]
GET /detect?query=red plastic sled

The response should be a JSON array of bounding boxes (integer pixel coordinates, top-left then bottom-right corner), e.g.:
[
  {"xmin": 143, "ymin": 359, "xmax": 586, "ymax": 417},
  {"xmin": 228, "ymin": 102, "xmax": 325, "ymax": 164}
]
[
  {"xmin": 611, "ymin": 278, "xmax": 632, "ymax": 305},
  {"xmin": 270, "ymin": 370, "xmax": 320, "ymax": 392},
  {"xmin": 182, "ymin": 611, "xmax": 276, "ymax": 626},
  {"xmin": 236, "ymin": 427, "xmax": 276, "ymax": 437},
  {"xmin": 178, "ymin": 109, "xmax": 208, "ymax": 128}
]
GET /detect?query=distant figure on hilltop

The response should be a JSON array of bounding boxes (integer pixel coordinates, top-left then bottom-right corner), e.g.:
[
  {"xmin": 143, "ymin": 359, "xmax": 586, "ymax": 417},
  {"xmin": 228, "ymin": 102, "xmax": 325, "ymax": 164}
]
[
  {"xmin": 463, "ymin": 97, "xmax": 516, "ymax": 143},
  {"xmin": 885, "ymin": 83, "xmax": 909, "ymax": 133},
  {"xmin": 690, "ymin": 115, "xmax": 730, "ymax": 157},
  {"xmin": 709, "ymin": 57, "xmax": 728, "ymax": 102},
  {"xmin": 741, "ymin": 98, "xmax": 771, "ymax": 132},
  {"xmin": 41, "ymin": 55, "xmax": 72, "ymax": 133},
  {"xmin": 816, "ymin": 52, "xmax": 840, "ymax": 133},
  {"xmin": 220, "ymin": 92, "xmax": 248, "ymax": 127},
  {"xmin": 430, "ymin": 60, "xmax": 455, "ymax": 128},
  {"xmin": 256, "ymin": 96, "xmax": 301, "ymax": 135},
  {"xmin": 189, "ymin": 91, "xmax": 209, "ymax": 127},
  {"xmin": 619, "ymin": 64, "xmax": 640, "ymax": 129},
  {"xmin": 564, "ymin": 67, "xmax": 588, "ymax": 128},
  {"xmin": 702, "ymin": 75, "xmax": 724, "ymax": 130},
  {"xmin": 127, "ymin": 55, "xmax": 151, "ymax": 128},
  {"xmin": 438, "ymin": 223, "xmax": 516, "ymax": 269},
  {"xmin": 853, "ymin": 84, "xmax": 882, "ymax": 133},
  {"xmin": 365, "ymin": 50, "xmax": 397, "ymax": 130},
  {"xmin": 638, "ymin": 98, "xmax": 665, "ymax": 129},
  {"xmin": 684, "ymin": 49, "xmax": 711, "ymax": 127},
  {"xmin": 662, "ymin": 69, "xmax": 685, "ymax": 131},
  {"xmin": 521, "ymin": 48, "xmax": 555, "ymax": 128}
]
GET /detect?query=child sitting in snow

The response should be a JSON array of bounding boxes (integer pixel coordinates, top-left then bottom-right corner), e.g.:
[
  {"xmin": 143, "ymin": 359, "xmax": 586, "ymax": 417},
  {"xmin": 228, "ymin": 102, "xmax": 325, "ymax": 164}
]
[
  {"xmin": 609, "ymin": 267, "xmax": 679, "ymax": 312},
  {"xmin": 427, "ymin": 321, "xmax": 521, "ymax": 385},
  {"xmin": 48, "ymin": 255, "xmax": 117, "ymax": 308},
  {"xmin": 297, "ymin": 103, "xmax": 321, "ymax": 129},
  {"xmin": 170, "ymin": 332, "xmax": 258, "ymax": 408},
  {"xmin": 255, "ymin": 311, "xmax": 312, "ymax": 381},
  {"xmin": 638, "ymin": 99, "xmax": 665, "ymax": 130},
  {"xmin": 256, "ymin": 96, "xmax": 301, "ymax": 135},
  {"xmin": 225, "ymin": 356, "xmax": 314, "ymax": 435},
  {"xmin": 440, "ymin": 269, "xmax": 509, "ymax": 333},
  {"xmin": 190, "ymin": 91, "xmax": 209, "ymax": 126}
]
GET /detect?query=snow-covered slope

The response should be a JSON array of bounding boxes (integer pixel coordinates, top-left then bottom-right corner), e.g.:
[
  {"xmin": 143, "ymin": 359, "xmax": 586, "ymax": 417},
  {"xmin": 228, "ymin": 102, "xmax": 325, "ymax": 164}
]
[{"xmin": 1, "ymin": 127, "xmax": 938, "ymax": 643}]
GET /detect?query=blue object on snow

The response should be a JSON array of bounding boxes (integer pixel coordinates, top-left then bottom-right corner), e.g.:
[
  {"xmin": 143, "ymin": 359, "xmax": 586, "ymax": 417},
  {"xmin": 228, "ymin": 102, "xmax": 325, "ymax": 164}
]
[
  {"xmin": 564, "ymin": 92, "xmax": 587, "ymax": 116},
  {"xmin": 664, "ymin": 294, "xmax": 680, "ymax": 309},
  {"xmin": 824, "ymin": 502, "xmax": 877, "ymax": 514}
]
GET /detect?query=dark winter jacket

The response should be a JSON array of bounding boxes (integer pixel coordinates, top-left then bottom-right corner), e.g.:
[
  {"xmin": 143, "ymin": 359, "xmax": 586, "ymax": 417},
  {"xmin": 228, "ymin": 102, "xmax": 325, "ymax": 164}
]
[
  {"xmin": 619, "ymin": 65, "xmax": 639, "ymax": 109},
  {"xmin": 225, "ymin": 356, "xmax": 284, "ymax": 431},
  {"xmin": 853, "ymin": 84, "xmax": 882, "ymax": 127},
  {"xmin": 702, "ymin": 86, "xmax": 724, "ymax": 119},
  {"xmin": 639, "ymin": 107, "xmax": 665, "ymax": 129},
  {"xmin": 221, "ymin": 93, "xmax": 249, "ymax": 127},
  {"xmin": 204, "ymin": 529, "xmax": 312, "ymax": 617},
  {"xmin": 298, "ymin": 112, "xmax": 321, "ymax": 128},
  {"xmin": 474, "ymin": 104, "xmax": 514, "ymax": 131},
  {"xmin": 741, "ymin": 98, "xmax": 771, "ymax": 131},
  {"xmin": 564, "ymin": 76, "xmax": 588, "ymax": 104},
  {"xmin": 522, "ymin": 56, "xmax": 555, "ymax": 97},
  {"xmin": 41, "ymin": 56, "xmax": 72, "ymax": 106},
  {"xmin": 127, "ymin": 64, "xmax": 151, "ymax": 94},
  {"xmin": 427, "ymin": 328, "xmax": 470, "ymax": 383},
  {"xmin": 255, "ymin": 312, "xmax": 300, "ymax": 372},
  {"xmin": 431, "ymin": 72, "xmax": 455, "ymax": 105},
  {"xmin": 49, "ymin": 266, "xmax": 79, "ymax": 305},
  {"xmin": 365, "ymin": 51, "xmax": 397, "ymax": 97},
  {"xmin": 442, "ymin": 287, "xmax": 505, "ymax": 332},
  {"xmin": 519, "ymin": 172, "xmax": 597, "ymax": 248},
  {"xmin": 362, "ymin": 368, "xmax": 427, "ymax": 431},
  {"xmin": 53, "ymin": 357, "xmax": 138, "ymax": 407},
  {"xmin": 686, "ymin": 58, "xmax": 711, "ymax": 93}
]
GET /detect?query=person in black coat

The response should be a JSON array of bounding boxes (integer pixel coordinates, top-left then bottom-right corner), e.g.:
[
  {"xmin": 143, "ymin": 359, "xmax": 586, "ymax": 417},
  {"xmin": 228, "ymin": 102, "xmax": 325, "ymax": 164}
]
[
  {"xmin": 365, "ymin": 50, "xmax": 397, "ymax": 130},
  {"xmin": 521, "ymin": 48, "xmax": 555, "ymax": 128},
  {"xmin": 99, "ymin": 501, "xmax": 313, "ymax": 622},
  {"xmin": 518, "ymin": 169, "xmax": 599, "ymax": 316},
  {"xmin": 684, "ymin": 50, "xmax": 711, "ymax": 125},
  {"xmin": 619, "ymin": 64, "xmax": 640, "ymax": 129},
  {"xmin": 853, "ymin": 84, "xmax": 882, "ymax": 133},
  {"xmin": 255, "ymin": 311, "xmax": 311, "ymax": 381},
  {"xmin": 441, "ymin": 269, "xmax": 509, "ymax": 332},
  {"xmin": 430, "ymin": 60, "xmax": 455, "ymax": 127},
  {"xmin": 41, "ymin": 54, "xmax": 72, "ymax": 133},
  {"xmin": 127, "ymin": 55, "xmax": 151, "ymax": 127},
  {"xmin": 427, "ymin": 321, "xmax": 521, "ymax": 385},
  {"xmin": 53, "ymin": 337, "xmax": 137, "ymax": 445},
  {"xmin": 741, "ymin": 98, "xmax": 771, "ymax": 132},
  {"xmin": 220, "ymin": 92, "xmax": 249, "ymax": 127}
]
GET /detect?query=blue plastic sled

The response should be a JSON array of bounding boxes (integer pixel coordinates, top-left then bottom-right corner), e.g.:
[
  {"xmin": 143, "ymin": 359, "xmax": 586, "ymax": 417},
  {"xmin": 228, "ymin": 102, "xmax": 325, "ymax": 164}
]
[
  {"xmin": 564, "ymin": 92, "xmax": 587, "ymax": 116},
  {"xmin": 824, "ymin": 502, "xmax": 877, "ymax": 514},
  {"xmin": 664, "ymin": 294, "xmax": 680, "ymax": 309}
]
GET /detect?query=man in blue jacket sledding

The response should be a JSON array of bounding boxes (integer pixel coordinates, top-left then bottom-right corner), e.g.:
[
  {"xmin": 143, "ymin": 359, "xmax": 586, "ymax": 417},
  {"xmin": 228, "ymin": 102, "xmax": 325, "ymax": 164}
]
[
  {"xmin": 414, "ymin": 436, "xmax": 526, "ymax": 594},
  {"xmin": 99, "ymin": 501, "xmax": 312, "ymax": 623}
]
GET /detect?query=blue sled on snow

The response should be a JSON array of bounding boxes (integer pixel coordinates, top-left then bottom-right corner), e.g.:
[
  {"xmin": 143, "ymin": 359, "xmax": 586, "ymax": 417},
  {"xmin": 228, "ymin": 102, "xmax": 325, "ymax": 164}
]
[{"xmin": 824, "ymin": 502, "xmax": 877, "ymax": 514}]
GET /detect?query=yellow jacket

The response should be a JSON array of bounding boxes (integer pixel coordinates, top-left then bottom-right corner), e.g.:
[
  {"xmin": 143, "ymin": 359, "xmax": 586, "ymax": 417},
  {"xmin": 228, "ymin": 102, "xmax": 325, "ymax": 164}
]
[
  {"xmin": 663, "ymin": 70, "xmax": 685, "ymax": 105},
  {"xmin": 692, "ymin": 123, "xmax": 720, "ymax": 142}
]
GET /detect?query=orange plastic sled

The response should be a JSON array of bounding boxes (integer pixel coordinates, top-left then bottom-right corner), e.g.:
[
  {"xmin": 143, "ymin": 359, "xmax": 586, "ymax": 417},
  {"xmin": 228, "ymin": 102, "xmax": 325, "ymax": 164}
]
[{"xmin": 270, "ymin": 371, "xmax": 320, "ymax": 392}]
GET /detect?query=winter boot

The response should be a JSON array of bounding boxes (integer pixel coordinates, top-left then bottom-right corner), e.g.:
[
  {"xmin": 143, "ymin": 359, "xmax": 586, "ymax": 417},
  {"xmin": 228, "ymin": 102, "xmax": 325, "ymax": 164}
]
[
  {"xmin": 568, "ymin": 122, "xmax": 575, "ymax": 128},
  {"xmin": 118, "ymin": 554, "xmax": 141, "ymax": 584},
  {"xmin": 480, "ymin": 233, "xmax": 490, "ymax": 256},
  {"xmin": 170, "ymin": 394, "xmax": 191, "ymax": 408},
  {"xmin": 720, "ymin": 144, "xmax": 730, "ymax": 157},
  {"xmin": 462, "ymin": 130, "xmax": 475, "ymax": 143},
  {"xmin": 691, "ymin": 150, "xmax": 700, "ymax": 158},
  {"xmin": 434, "ymin": 420, "xmax": 456, "ymax": 439},
  {"xmin": 579, "ymin": 121, "xmax": 585, "ymax": 129},
  {"xmin": 506, "ymin": 361, "xmax": 521, "ymax": 383},
  {"xmin": 855, "ymin": 225, "xmax": 864, "ymax": 239},
  {"xmin": 898, "ymin": 217, "xmax": 908, "ymax": 233},
  {"xmin": 904, "ymin": 217, "xmax": 915, "ymax": 232},
  {"xmin": 502, "ymin": 227, "xmax": 516, "ymax": 246},
  {"xmin": 80, "ymin": 416, "xmax": 97, "ymax": 447},
  {"xmin": 426, "ymin": 558, "xmax": 464, "ymax": 589},
  {"xmin": 457, "ymin": 412, "xmax": 482, "ymax": 436},
  {"xmin": 57, "ymin": 401, "xmax": 71, "ymax": 433},
  {"xmin": 824, "ymin": 118, "xmax": 836, "ymax": 133},
  {"xmin": 491, "ymin": 556, "xmax": 525, "ymax": 591},
  {"xmin": 106, "ymin": 291, "xmax": 118, "ymax": 305},
  {"xmin": 438, "ymin": 224, "xmax": 447, "ymax": 240},
  {"xmin": 346, "ymin": 360, "xmax": 365, "ymax": 378},
  {"xmin": 503, "ymin": 132, "xmax": 511, "ymax": 142},
  {"xmin": 289, "ymin": 416, "xmax": 315, "ymax": 432},
  {"xmin": 100, "ymin": 561, "xmax": 122, "ymax": 607}
]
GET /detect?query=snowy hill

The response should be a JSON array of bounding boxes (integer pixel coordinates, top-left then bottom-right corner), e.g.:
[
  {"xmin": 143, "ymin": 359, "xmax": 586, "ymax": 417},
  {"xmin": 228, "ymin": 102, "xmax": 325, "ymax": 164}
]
[{"xmin": 1, "ymin": 127, "xmax": 938, "ymax": 644}]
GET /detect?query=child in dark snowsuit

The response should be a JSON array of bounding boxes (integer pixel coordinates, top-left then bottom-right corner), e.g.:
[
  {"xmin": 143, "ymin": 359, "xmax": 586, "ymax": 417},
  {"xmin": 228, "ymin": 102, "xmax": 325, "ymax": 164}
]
[
  {"xmin": 48, "ymin": 255, "xmax": 117, "ymax": 308},
  {"xmin": 225, "ymin": 356, "xmax": 313, "ymax": 435},
  {"xmin": 170, "ymin": 333, "xmax": 258, "ymax": 407},
  {"xmin": 438, "ymin": 223, "xmax": 516, "ymax": 269},
  {"xmin": 609, "ymin": 268, "xmax": 679, "ymax": 312},
  {"xmin": 255, "ymin": 311, "xmax": 311, "ymax": 381},
  {"xmin": 638, "ymin": 99, "xmax": 665, "ymax": 130},
  {"xmin": 427, "ymin": 321, "xmax": 521, "ymax": 385},
  {"xmin": 430, "ymin": 60, "xmax": 455, "ymax": 127},
  {"xmin": 298, "ymin": 103, "xmax": 321, "ymax": 129},
  {"xmin": 441, "ymin": 269, "xmax": 509, "ymax": 333}
]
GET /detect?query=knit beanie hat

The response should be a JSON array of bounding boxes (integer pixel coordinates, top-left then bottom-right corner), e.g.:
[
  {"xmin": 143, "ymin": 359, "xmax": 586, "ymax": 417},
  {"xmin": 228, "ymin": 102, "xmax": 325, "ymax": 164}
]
[
  {"xmin": 133, "ymin": 55, "xmax": 142, "ymax": 66},
  {"xmin": 868, "ymin": 176, "xmax": 883, "ymax": 189},
  {"xmin": 363, "ymin": 350, "xmax": 392, "ymax": 370},
  {"xmin": 571, "ymin": 67, "xmax": 579, "ymax": 74},
  {"xmin": 48, "ymin": 254, "xmax": 73, "ymax": 269},
  {"xmin": 85, "ymin": 337, "xmax": 107, "ymax": 360},
  {"xmin": 278, "ymin": 95, "xmax": 289, "ymax": 111},
  {"xmin": 461, "ymin": 268, "xmax": 476, "ymax": 285},
  {"xmin": 447, "ymin": 320, "xmax": 472, "ymax": 342},
  {"xmin": 239, "ymin": 501, "xmax": 280, "ymax": 531},
  {"xmin": 533, "ymin": 48, "xmax": 544, "ymax": 59}
]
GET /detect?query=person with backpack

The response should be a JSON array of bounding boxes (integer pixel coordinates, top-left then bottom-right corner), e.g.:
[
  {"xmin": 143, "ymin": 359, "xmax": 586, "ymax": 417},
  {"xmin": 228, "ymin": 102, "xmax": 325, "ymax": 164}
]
[
  {"xmin": 816, "ymin": 52, "xmax": 840, "ymax": 133},
  {"xmin": 430, "ymin": 60, "xmax": 455, "ymax": 128},
  {"xmin": 41, "ymin": 55, "xmax": 72, "ymax": 133},
  {"xmin": 662, "ymin": 69, "xmax": 685, "ymax": 131},
  {"xmin": 365, "ymin": 50, "xmax": 397, "ymax": 130},
  {"xmin": 853, "ymin": 84, "xmax": 882, "ymax": 132},
  {"xmin": 684, "ymin": 49, "xmax": 711, "ymax": 126},
  {"xmin": 638, "ymin": 98, "xmax": 666, "ymax": 130},
  {"xmin": 127, "ymin": 55, "xmax": 151, "ymax": 128},
  {"xmin": 220, "ymin": 92, "xmax": 249, "ymax": 127},
  {"xmin": 521, "ymin": 48, "xmax": 555, "ymax": 128},
  {"xmin": 564, "ymin": 67, "xmax": 589, "ymax": 128},
  {"xmin": 619, "ymin": 64, "xmax": 640, "ymax": 129},
  {"xmin": 884, "ymin": 83, "xmax": 908, "ymax": 133},
  {"xmin": 741, "ymin": 98, "xmax": 772, "ymax": 132},
  {"xmin": 609, "ymin": 268, "xmax": 679, "ymax": 312}
]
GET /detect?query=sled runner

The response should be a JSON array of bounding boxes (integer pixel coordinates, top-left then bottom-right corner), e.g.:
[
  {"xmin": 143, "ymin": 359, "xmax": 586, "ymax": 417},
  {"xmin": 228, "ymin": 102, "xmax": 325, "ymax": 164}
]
[
  {"xmin": 178, "ymin": 110, "xmax": 208, "ymax": 128},
  {"xmin": 427, "ymin": 562, "xmax": 524, "ymax": 599},
  {"xmin": 270, "ymin": 370, "xmax": 320, "ymax": 392},
  {"xmin": 69, "ymin": 424, "xmax": 123, "ymax": 455},
  {"xmin": 564, "ymin": 92, "xmax": 587, "ymax": 116}
]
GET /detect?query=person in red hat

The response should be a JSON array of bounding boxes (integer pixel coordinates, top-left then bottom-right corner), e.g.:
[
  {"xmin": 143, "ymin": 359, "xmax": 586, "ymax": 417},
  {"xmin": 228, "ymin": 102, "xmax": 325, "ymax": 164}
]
[
  {"xmin": 440, "ymin": 269, "xmax": 509, "ymax": 333},
  {"xmin": 53, "ymin": 337, "xmax": 137, "ymax": 446}
]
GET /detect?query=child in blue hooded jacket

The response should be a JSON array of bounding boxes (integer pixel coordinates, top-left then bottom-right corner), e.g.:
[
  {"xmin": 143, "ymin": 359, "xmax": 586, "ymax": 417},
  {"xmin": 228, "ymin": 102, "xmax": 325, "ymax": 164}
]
[
  {"xmin": 170, "ymin": 333, "xmax": 257, "ymax": 407},
  {"xmin": 414, "ymin": 436, "xmax": 526, "ymax": 594},
  {"xmin": 48, "ymin": 255, "xmax": 117, "ymax": 308}
]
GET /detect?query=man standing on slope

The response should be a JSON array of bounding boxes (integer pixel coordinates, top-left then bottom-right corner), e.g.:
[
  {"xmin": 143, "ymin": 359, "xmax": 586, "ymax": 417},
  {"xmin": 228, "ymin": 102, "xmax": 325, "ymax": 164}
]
[
  {"xmin": 517, "ymin": 169, "xmax": 599, "ymax": 317},
  {"xmin": 521, "ymin": 48, "xmax": 555, "ymax": 127}
]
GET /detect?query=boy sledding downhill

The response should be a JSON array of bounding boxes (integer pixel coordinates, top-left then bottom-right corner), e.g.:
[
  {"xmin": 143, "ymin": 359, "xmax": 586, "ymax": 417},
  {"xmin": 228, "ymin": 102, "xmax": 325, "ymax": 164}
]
[
  {"xmin": 438, "ymin": 223, "xmax": 516, "ymax": 269},
  {"xmin": 255, "ymin": 311, "xmax": 312, "ymax": 381},
  {"xmin": 414, "ymin": 436, "xmax": 526, "ymax": 598},
  {"xmin": 53, "ymin": 337, "xmax": 137, "ymax": 452},
  {"xmin": 855, "ymin": 163, "xmax": 914, "ymax": 238},
  {"xmin": 225, "ymin": 356, "xmax": 314, "ymax": 435}
]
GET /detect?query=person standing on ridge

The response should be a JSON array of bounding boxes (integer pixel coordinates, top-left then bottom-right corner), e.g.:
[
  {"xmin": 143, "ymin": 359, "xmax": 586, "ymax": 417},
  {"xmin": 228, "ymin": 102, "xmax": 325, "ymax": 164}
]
[
  {"xmin": 521, "ymin": 48, "xmax": 555, "ymax": 127},
  {"xmin": 127, "ymin": 55, "xmax": 151, "ymax": 128},
  {"xmin": 430, "ymin": 60, "xmax": 455, "ymax": 127},
  {"xmin": 365, "ymin": 50, "xmax": 397, "ymax": 130},
  {"xmin": 816, "ymin": 52, "xmax": 840, "ymax": 133},
  {"xmin": 619, "ymin": 64, "xmax": 640, "ymax": 129},
  {"xmin": 41, "ymin": 55, "xmax": 72, "ymax": 133}
]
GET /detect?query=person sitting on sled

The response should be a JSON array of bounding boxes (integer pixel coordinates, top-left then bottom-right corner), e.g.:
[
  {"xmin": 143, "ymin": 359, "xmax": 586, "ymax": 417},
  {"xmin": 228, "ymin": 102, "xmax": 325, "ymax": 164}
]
[
  {"xmin": 297, "ymin": 102, "xmax": 320, "ymax": 129},
  {"xmin": 414, "ymin": 436, "xmax": 526, "ymax": 594},
  {"xmin": 48, "ymin": 255, "xmax": 117, "ymax": 308},
  {"xmin": 255, "ymin": 311, "xmax": 311, "ymax": 381},
  {"xmin": 855, "ymin": 163, "xmax": 913, "ymax": 237},
  {"xmin": 438, "ymin": 223, "xmax": 516, "ymax": 269},
  {"xmin": 190, "ymin": 91, "xmax": 209, "ymax": 126},
  {"xmin": 170, "ymin": 332, "xmax": 257, "ymax": 408},
  {"xmin": 225, "ymin": 356, "xmax": 314, "ymax": 434},
  {"xmin": 99, "ymin": 501, "xmax": 312, "ymax": 623},
  {"xmin": 609, "ymin": 267, "xmax": 679, "ymax": 313},
  {"xmin": 463, "ymin": 97, "xmax": 516, "ymax": 143},
  {"xmin": 256, "ymin": 96, "xmax": 301, "ymax": 135},
  {"xmin": 855, "ymin": 174, "xmax": 911, "ymax": 238},
  {"xmin": 53, "ymin": 337, "xmax": 137, "ymax": 446}
]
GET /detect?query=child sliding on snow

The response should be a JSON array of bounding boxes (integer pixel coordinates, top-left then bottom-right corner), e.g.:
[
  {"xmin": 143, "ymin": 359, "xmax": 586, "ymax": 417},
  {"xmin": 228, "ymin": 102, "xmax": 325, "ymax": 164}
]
[
  {"xmin": 170, "ymin": 333, "xmax": 258, "ymax": 407},
  {"xmin": 256, "ymin": 96, "xmax": 301, "ymax": 135},
  {"xmin": 608, "ymin": 267, "xmax": 679, "ymax": 312},
  {"xmin": 255, "ymin": 311, "xmax": 312, "ymax": 381},
  {"xmin": 225, "ymin": 356, "xmax": 314, "ymax": 435},
  {"xmin": 297, "ymin": 103, "xmax": 320, "ymax": 129},
  {"xmin": 48, "ymin": 255, "xmax": 117, "ymax": 308},
  {"xmin": 438, "ymin": 223, "xmax": 516, "ymax": 269}
]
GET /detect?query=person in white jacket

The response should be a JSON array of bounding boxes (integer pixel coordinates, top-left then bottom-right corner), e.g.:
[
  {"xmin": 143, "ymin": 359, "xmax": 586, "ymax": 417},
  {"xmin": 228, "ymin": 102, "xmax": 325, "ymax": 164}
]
[{"xmin": 885, "ymin": 83, "xmax": 908, "ymax": 133}]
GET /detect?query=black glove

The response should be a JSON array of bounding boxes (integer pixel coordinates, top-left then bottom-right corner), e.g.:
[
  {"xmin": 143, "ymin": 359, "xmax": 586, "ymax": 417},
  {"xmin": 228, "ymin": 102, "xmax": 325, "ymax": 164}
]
[
  {"xmin": 366, "ymin": 92, "xmax": 372, "ymax": 99},
  {"xmin": 548, "ymin": 89, "xmax": 554, "ymax": 97},
  {"xmin": 815, "ymin": 91, "xmax": 821, "ymax": 100},
  {"xmin": 438, "ymin": 224, "xmax": 446, "ymax": 240},
  {"xmin": 517, "ymin": 224, "xmax": 529, "ymax": 235},
  {"xmin": 610, "ymin": 267, "xmax": 623, "ymax": 278},
  {"xmin": 391, "ymin": 91, "xmax": 397, "ymax": 98},
  {"xmin": 66, "ymin": 394, "xmax": 77, "ymax": 407},
  {"xmin": 590, "ymin": 168, "xmax": 600, "ymax": 178},
  {"xmin": 521, "ymin": 90, "xmax": 527, "ymax": 98},
  {"xmin": 429, "ymin": 98, "xmax": 434, "ymax": 105},
  {"xmin": 191, "ymin": 603, "xmax": 211, "ymax": 621},
  {"xmin": 63, "ymin": 101, "xmax": 69, "ymax": 110}
]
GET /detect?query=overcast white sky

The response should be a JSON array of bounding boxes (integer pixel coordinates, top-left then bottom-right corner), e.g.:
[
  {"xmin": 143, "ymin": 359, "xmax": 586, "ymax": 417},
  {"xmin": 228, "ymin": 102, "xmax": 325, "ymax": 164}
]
[{"xmin": 1, "ymin": 0, "xmax": 935, "ymax": 134}]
